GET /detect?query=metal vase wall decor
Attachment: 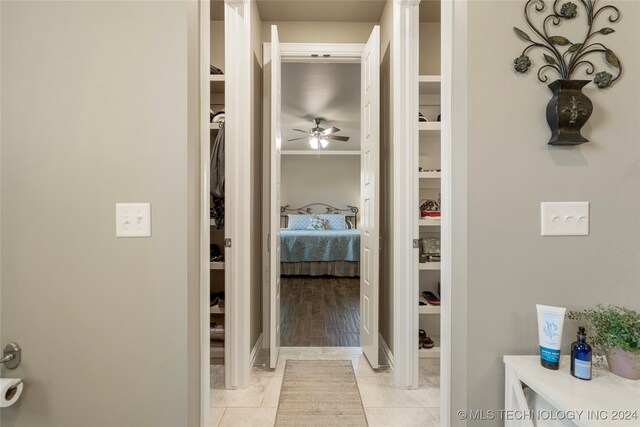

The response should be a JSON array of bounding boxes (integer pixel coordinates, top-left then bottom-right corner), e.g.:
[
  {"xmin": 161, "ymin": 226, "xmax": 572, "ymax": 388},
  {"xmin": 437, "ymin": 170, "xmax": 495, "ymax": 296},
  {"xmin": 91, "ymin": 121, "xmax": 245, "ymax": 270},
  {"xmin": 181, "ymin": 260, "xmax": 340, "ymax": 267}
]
[{"xmin": 513, "ymin": 0, "xmax": 622, "ymax": 145}]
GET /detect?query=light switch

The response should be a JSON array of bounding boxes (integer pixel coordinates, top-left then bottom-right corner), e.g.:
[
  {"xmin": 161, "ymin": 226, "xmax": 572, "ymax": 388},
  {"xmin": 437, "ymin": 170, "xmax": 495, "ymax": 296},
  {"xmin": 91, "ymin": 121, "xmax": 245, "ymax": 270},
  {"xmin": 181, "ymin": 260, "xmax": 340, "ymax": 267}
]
[
  {"xmin": 541, "ymin": 202, "xmax": 589, "ymax": 236},
  {"xmin": 116, "ymin": 203, "xmax": 151, "ymax": 237}
]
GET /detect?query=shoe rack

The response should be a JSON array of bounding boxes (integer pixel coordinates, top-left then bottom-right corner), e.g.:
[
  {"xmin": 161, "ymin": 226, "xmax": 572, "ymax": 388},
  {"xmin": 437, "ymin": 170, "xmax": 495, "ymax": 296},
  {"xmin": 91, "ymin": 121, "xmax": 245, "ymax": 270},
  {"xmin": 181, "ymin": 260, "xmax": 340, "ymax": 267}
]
[{"xmin": 417, "ymin": 1, "xmax": 442, "ymax": 359}]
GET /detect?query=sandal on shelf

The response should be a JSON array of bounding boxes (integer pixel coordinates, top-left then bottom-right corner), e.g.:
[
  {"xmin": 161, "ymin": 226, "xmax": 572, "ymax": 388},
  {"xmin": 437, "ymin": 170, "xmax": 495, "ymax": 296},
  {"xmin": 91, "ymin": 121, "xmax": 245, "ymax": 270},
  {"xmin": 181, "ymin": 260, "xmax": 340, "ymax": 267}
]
[
  {"xmin": 422, "ymin": 336, "xmax": 435, "ymax": 349},
  {"xmin": 422, "ymin": 291, "xmax": 441, "ymax": 306},
  {"xmin": 419, "ymin": 329, "xmax": 427, "ymax": 349}
]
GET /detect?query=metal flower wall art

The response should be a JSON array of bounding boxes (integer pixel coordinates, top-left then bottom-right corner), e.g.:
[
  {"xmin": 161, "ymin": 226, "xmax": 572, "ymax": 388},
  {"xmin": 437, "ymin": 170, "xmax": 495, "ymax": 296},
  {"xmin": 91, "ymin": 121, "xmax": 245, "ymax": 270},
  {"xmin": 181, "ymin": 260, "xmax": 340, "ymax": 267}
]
[{"xmin": 513, "ymin": 0, "xmax": 622, "ymax": 145}]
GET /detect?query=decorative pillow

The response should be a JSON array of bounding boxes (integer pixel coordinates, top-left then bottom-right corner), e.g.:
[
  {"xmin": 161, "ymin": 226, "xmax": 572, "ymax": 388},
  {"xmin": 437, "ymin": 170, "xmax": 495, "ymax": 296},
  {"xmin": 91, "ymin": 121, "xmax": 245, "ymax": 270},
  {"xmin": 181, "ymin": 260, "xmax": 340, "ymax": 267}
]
[
  {"xmin": 307, "ymin": 215, "xmax": 328, "ymax": 230},
  {"xmin": 287, "ymin": 214, "xmax": 311, "ymax": 230},
  {"xmin": 319, "ymin": 214, "xmax": 347, "ymax": 230}
]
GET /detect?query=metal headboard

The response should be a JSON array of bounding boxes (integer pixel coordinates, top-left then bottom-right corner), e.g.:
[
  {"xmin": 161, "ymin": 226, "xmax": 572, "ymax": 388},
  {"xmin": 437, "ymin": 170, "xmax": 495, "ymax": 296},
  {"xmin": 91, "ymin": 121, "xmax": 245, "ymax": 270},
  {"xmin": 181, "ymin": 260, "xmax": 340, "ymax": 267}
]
[{"xmin": 281, "ymin": 203, "xmax": 359, "ymax": 229}]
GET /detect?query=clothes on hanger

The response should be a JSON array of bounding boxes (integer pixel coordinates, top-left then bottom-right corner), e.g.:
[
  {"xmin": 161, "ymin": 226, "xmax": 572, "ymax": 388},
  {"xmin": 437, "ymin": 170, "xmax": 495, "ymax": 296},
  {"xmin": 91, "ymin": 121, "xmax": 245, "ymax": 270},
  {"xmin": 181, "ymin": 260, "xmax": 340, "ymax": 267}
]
[
  {"xmin": 211, "ymin": 197, "xmax": 224, "ymax": 230},
  {"xmin": 210, "ymin": 121, "xmax": 225, "ymax": 198}
]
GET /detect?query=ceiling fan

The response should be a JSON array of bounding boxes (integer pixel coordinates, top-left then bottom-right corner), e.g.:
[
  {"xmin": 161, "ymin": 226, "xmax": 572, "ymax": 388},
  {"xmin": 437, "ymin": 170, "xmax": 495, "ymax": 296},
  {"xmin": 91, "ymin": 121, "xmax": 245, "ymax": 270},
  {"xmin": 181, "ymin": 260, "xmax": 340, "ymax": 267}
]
[{"xmin": 287, "ymin": 118, "xmax": 350, "ymax": 149}]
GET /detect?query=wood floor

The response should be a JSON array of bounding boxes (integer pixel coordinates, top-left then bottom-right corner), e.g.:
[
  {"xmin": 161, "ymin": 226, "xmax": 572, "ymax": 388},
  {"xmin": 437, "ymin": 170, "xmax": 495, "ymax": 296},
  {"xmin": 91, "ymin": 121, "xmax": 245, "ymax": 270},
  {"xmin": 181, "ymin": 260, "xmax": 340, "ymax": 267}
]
[{"xmin": 280, "ymin": 276, "xmax": 360, "ymax": 347}]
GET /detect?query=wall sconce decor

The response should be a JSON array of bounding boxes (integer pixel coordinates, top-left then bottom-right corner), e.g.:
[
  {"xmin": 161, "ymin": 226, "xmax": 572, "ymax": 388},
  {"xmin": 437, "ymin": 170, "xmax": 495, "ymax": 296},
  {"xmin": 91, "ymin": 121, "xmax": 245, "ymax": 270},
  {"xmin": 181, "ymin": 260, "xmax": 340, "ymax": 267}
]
[{"xmin": 513, "ymin": 0, "xmax": 622, "ymax": 145}]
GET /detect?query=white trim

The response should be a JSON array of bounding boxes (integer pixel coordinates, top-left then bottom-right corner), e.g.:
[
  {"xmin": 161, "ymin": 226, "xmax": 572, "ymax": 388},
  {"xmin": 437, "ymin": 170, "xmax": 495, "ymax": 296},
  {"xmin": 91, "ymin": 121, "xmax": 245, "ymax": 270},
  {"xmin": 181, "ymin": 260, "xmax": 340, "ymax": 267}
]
[
  {"xmin": 250, "ymin": 333, "xmax": 264, "ymax": 368},
  {"xmin": 281, "ymin": 150, "xmax": 361, "ymax": 156},
  {"xmin": 392, "ymin": 0, "xmax": 420, "ymax": 390},
  {"xmin": 379, "ymin": 333, "xmax": 394, "ymax": 371},
  {"xmin": 224, "ymin": 0, "xmax": 252, "ymax": 389},
  {"xmin": 442, "ymin": 0, "xmax": 468, "ymax": 426},
  {"xmin": 280, "ymin": 43, "xmax": 365, "ymax": 62},
  {"xmin": 199, "ymin": 0, "xmax": 211, "ymax": 424}
]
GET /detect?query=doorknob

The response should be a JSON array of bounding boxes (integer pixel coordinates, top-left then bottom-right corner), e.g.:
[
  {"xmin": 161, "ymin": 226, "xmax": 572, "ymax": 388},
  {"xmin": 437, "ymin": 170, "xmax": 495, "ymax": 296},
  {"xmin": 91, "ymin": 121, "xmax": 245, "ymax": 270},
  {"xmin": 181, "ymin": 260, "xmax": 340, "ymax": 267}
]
[{"xmin": 0, "ymin": 342, "xmax": 21, "ymax": 370}]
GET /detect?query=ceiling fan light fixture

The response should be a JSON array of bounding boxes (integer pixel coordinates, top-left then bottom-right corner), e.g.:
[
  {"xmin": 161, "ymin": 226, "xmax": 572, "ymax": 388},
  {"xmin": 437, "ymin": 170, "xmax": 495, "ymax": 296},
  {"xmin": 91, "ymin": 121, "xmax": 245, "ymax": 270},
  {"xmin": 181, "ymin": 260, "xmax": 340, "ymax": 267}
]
[
  {"xmin": 320, "ymin": 138, "xmax": 329, "ymax": 148},
  {"xmin": 309, "ymin": 136, "xmax": 319, "ymax": 149}
]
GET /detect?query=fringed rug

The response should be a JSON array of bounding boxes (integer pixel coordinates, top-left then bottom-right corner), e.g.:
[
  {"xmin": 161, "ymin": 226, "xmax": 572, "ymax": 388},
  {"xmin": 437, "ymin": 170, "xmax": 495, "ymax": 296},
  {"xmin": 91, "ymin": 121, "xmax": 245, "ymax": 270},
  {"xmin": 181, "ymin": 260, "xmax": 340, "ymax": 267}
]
[{"xmin": 274, "ymin": 360, "xmax": 368, "ymax": 426}]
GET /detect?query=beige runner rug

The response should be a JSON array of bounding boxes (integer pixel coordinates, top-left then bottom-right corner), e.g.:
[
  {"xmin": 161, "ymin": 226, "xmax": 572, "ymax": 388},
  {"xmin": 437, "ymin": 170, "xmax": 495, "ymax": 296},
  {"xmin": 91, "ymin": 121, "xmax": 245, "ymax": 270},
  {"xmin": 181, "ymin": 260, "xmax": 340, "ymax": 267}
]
[{"xmin": 274, "ymin": 360, "xmax": 368, "ymax": 426}]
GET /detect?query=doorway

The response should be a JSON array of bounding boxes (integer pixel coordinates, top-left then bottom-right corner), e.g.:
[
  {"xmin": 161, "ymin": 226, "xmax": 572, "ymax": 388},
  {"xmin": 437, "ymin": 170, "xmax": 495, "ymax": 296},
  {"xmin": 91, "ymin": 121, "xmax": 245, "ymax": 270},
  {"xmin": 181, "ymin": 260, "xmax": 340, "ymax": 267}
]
[{"xmin": 265, "ymin": 27, "xmax": 381, "ymax": 370}]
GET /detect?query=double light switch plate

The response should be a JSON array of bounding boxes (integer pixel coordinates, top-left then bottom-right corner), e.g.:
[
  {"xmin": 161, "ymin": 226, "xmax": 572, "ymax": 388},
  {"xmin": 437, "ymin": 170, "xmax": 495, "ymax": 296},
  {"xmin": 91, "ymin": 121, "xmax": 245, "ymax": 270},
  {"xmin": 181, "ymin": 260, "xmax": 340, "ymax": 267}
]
[
  {"xmin": 541, "ymin": 202, "xmax": 589, "ymax": 236},
  {"xmin": 116, "ymin": 203, "xmax": 151, "ymax": 237}
]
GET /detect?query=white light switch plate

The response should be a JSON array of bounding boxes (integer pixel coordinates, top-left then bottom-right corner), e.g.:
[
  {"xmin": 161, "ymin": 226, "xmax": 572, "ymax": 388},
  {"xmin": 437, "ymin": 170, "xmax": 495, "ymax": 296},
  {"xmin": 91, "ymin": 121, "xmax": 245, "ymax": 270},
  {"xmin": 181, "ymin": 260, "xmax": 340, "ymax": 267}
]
[
  {"xmin": 116, "ymin": 203, "xmax": 151, "ymax": 237},
  {"xmin": 541, "ymin": 202, "xmax": 589, "ymax": 236}
]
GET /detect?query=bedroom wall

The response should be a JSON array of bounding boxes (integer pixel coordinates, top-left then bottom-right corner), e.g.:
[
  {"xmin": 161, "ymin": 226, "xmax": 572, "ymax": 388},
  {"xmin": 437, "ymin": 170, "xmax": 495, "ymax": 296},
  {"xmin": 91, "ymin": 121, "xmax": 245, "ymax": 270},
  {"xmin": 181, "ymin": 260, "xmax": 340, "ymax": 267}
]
[
  {"xmin": 454, "ymin": 1, "xmax": 640, "ymax": 425},
  {"xmin": 280, "ymin": 156, "xmax": 360, "ymax": 223},
  {"xmin": 1, "ymin": 1, "xmax": 194, "ymax": 426},
  {"xmin": 378, "ymin": 0, "xmax": 394, "ymax": 356}
]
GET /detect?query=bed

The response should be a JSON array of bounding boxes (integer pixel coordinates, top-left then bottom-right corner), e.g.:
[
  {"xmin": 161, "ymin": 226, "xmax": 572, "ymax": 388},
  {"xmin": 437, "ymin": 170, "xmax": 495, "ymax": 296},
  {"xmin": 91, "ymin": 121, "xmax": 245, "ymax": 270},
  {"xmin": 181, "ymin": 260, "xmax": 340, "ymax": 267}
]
[{"xmin": 280, "ymin": 204, "xmax": 360, "ymax": 277}]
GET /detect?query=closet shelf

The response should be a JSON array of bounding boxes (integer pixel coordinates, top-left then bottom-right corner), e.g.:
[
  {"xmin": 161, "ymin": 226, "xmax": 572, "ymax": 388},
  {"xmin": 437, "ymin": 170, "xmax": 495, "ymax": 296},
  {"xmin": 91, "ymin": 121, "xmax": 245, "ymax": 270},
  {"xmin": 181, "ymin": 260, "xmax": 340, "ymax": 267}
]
[
  {"xmin": 210, "ymin": 75, "xmax": 225, "ymax": 94},
  {"xmin": 419, "ymin": 75, "xmax": 441, "ymax": 95},
  {"xmin": 210, "ymin": 340, "xmax": 224, "ymax": 358},
  {"xmin": 419, "ymin": 122, "xmax": 441, "ymax": 132},
  {"xmin": 419, "ymin": 217, "xmax": 441, "ymax": 227},
  {"xmin": 210, "ymin": 262, "xmax": 225, "ymax": 270},
  {"xmin": 210, "ymin": 305, "xmax": 224, "ymax": 314},
  {"xmin": 419, "ymin": 304, "xmax": 441, "ymax": 315},
  {"xmin": 418, "ymin": 171, "xmax": 441, "ymax": 179},
  {"xmin": 419, "ymin": 335, "xmax": 441, "ymax": 358},
  {"xmin": 418, "ymin": 262, "xmax": 441, "ymax": 271},
  {"xmin": 210, "ymin": 122, "xmax": 223, "ymax": 130}
]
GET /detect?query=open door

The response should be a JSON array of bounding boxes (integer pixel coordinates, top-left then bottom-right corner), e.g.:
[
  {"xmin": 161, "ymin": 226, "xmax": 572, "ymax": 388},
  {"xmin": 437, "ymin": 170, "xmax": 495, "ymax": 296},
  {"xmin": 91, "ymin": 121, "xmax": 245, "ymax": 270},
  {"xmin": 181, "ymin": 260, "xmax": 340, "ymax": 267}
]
[
  {"xmin": 360, "ymin": 26, "xmax": 381, "ymax": 368},
  {"xmin": 269, "ymin": 25, "xmax": 282, "ymax": 369}
]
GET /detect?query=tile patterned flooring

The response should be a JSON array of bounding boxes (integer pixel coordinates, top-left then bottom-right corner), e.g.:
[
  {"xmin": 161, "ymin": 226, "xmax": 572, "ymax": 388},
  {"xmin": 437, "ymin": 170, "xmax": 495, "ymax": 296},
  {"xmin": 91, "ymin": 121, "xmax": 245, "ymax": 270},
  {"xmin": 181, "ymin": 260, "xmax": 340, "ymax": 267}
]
[{"xmin": 210, "ymin": 347, "xmax": 440, "ymax": 427}]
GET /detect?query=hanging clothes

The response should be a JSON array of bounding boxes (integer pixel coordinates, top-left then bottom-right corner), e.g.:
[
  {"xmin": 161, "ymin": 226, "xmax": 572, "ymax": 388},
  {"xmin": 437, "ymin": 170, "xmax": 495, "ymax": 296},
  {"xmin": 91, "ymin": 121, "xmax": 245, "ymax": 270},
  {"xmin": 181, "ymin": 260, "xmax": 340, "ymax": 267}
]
[
  {"xmin": 210, "ymin": 121, "xmax": 225, "ymax": 198},
  {"xmin": 210, "ymin": 121, "xmax": 225, "ymax": 229},
  {"xmin": 211, "ymin": 198, "xmax": 224, "ymax": 230}
]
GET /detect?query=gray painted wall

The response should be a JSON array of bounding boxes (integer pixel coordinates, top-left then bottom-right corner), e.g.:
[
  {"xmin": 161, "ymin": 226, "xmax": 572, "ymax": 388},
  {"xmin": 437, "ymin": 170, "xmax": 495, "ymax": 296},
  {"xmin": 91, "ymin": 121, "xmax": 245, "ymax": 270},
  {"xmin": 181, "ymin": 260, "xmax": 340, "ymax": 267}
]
[
  {"xmin": 461, "ymin": 1, "xmax": 640, "ymax": 424},
  {"xmin": 1, "ymin": 1, "xmax": 195, "ymax": 426}
]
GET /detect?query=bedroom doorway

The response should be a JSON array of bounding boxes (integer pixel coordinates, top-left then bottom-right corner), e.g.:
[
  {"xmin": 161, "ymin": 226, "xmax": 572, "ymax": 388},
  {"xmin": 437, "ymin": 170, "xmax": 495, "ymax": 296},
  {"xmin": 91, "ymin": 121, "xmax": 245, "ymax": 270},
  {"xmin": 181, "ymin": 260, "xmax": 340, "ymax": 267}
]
[{"xmin": 266, "ymin": 27, "xmax": 381, "ymax": 369}]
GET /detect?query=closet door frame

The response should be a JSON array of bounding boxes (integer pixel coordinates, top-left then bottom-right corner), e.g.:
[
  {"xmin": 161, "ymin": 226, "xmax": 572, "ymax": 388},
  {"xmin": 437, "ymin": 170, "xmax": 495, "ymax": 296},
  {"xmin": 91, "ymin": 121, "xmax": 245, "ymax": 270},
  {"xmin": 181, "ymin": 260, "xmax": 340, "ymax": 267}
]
[{"xmin": 394, "ymin": 1, "xmax": 467, "ymax": 426}]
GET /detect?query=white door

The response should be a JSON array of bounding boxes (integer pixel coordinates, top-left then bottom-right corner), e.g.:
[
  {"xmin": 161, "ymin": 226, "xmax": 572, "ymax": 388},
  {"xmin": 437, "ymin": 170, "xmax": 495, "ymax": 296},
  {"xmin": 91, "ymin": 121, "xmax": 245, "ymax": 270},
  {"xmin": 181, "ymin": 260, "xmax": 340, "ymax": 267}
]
[
  {"xmin": 360, "ymin": 26, "xmax": 381, "ymax": 368},
  {"xmin": 269, "ymin": 25, "xmax": 282, "ymax": 369}
]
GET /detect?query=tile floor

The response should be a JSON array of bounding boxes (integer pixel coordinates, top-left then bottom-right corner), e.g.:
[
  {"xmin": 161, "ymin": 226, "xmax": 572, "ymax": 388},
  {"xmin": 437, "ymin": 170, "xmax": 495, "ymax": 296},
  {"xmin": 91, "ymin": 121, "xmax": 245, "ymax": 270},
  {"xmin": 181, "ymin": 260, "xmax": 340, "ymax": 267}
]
[{"xmin": 210, "ymin": 347, "xmax": 440, "ymax": 427}]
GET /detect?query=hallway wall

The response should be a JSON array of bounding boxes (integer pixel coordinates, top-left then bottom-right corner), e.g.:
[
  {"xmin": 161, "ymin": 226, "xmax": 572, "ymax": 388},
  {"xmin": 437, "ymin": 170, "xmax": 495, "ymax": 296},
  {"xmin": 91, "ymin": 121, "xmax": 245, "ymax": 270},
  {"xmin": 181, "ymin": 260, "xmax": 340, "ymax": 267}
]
[
  {"xmin": 1, "ymin": 1, "xmax": 194, "ymax": 426},
  {"xmin": 457, "ymin": 1, "xmax": 640, "ymax": 425}
]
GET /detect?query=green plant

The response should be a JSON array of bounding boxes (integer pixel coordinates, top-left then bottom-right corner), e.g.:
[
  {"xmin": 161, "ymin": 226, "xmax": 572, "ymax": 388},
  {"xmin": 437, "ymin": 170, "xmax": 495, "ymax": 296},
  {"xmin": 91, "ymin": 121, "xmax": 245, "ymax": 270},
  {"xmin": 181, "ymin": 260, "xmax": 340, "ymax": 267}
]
[{"xmin": 567, "ymin": 304, "xmax": 640, "ymax": 355}]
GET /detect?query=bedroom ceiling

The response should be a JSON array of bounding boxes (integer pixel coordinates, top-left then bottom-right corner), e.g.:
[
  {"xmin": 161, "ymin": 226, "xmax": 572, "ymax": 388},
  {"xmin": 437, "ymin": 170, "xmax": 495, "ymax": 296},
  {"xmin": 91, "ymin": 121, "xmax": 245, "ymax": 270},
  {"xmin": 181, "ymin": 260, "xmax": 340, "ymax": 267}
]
[{"xmin": 282, "ymin": 62, "xmax": 360, "ymax": 151}]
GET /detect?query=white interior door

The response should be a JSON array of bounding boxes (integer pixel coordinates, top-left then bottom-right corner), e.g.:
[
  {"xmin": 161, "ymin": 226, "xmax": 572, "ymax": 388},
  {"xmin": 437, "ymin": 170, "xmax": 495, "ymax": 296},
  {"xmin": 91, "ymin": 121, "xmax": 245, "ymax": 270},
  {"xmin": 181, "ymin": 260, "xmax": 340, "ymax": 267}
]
[
  {"xmin": 360, "ymin": 25, "xmax": 381, "ymax": 369},
  {"xmin": 269, "ymin": 25, "xmax": 282, "ymax": 369}
]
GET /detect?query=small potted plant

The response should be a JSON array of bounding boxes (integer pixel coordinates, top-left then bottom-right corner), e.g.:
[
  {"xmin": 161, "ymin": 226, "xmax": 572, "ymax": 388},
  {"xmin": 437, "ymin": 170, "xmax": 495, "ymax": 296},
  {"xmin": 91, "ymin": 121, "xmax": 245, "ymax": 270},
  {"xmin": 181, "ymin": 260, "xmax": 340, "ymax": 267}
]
[{"xmin": 567, "ymin": 304, "xmax": 640, "ymax": 380}]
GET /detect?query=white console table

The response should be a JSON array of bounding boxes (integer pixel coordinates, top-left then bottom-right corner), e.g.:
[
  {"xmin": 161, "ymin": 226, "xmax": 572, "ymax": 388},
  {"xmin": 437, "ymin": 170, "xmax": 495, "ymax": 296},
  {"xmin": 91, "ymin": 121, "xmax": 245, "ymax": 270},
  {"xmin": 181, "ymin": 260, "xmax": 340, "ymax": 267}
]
[{"xmin": 504, "ymin": 355, "xmax": 640, "ymax": 427}]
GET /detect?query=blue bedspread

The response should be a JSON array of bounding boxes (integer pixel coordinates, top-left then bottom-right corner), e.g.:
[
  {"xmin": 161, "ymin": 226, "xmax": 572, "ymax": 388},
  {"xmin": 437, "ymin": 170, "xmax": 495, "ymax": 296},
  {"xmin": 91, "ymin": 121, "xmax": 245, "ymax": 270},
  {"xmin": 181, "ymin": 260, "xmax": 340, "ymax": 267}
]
[{"xmin": 280, "ymin": 229, "xmax": 361, "ymax": 262}]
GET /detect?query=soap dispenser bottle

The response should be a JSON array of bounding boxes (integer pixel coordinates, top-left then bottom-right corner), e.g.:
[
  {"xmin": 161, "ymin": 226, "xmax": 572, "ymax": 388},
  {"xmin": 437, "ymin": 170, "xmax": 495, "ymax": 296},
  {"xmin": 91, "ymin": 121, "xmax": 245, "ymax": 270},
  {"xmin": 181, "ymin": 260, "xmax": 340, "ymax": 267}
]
[{"xmin": 571, "ymin": 327, "xmax": 592, "ymax": 380}]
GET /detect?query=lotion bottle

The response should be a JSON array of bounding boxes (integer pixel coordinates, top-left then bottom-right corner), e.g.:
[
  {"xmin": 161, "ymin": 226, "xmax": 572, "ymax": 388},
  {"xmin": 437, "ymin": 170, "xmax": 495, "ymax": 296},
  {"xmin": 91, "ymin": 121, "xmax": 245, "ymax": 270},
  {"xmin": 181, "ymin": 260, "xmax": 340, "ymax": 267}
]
[{"xmin": 570, "ymin": 327, "xmax": 592, "ymax": 380}]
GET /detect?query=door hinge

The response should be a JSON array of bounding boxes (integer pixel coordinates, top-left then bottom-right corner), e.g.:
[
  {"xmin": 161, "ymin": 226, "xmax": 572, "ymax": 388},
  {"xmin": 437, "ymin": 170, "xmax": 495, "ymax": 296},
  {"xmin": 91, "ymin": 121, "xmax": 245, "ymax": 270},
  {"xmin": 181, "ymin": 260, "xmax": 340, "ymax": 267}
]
[
  {"xmin": 225, "ymin": 238, "xmax": 232, "ymax": 248},
  {"xmin": 413, "ymin": 239, "xmax": 419, "ymax": 248}
]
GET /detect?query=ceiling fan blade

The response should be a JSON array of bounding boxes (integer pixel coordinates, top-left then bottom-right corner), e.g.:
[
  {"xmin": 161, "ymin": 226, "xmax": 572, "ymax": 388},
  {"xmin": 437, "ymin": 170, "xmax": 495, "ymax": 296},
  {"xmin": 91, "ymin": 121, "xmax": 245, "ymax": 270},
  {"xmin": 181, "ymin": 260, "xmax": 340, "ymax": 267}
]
[
  {"xmin": 291, "ymin": 129, "xmax": 309, "ymax": 133},
  {"xmin": 327, "ymin": 135, "xmax": 350, "ymax": 142},
  {"xmin": 322, "ymin": 126, "xmax": 341, "ymax": 136},
  {"xmin": 287, "ymin": 137, "xmax": 309, "ymax": 142}
]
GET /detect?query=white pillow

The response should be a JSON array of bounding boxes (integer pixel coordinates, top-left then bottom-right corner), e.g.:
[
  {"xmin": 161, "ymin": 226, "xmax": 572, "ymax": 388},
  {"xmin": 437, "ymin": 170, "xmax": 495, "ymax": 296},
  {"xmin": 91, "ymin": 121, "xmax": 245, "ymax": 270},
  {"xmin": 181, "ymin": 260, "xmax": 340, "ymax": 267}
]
[
  {"xmin": 318, "ymin": 214, "xmax": 347, "ymax": 230},
  {"xmin": 287, "ymin": 214, "xmax": 311, "ymax": 230}
]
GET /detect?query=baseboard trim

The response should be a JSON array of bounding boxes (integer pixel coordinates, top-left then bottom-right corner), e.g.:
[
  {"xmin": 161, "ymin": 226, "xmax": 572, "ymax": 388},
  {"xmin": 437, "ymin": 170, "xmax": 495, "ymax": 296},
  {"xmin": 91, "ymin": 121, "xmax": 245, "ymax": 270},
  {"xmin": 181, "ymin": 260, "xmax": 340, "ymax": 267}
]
[
  {"xmin": 379, "ymin": 333, "xmax": 394, "ymax": 371},
  {"xmin": 250, "ymin": 333, "xmax": 264, "ymax": 367}
]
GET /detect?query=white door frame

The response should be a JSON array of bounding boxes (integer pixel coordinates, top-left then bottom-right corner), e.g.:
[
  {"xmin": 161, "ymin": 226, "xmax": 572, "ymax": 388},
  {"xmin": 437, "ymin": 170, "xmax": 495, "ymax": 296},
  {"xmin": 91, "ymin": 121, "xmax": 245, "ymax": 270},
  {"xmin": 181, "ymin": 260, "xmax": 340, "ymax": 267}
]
[
  {"xmin": 393, "ymin": 2, "xmax": 468, "ymax": 427},
  {"xmin": 199, "ymin": 0, "xmax": 255, "ymax": 424},
  {"xmin": 261, "ymin": 42, "xmax": 365, "ymax": 366}
]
